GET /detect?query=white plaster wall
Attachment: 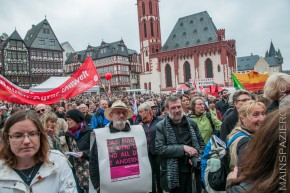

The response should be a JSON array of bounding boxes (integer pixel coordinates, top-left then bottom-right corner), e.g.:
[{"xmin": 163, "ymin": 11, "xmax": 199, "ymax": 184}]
[
  {"xmin": 198, "ymin": 53, "xmax": 225, "ymax": 84},
  {"xmin": 140, "ymin": 57, "xmax": 161, "ymax": 93},
  {"xmin": 177, "ymin": 57, "xmax": 196, "ymax": 84}
]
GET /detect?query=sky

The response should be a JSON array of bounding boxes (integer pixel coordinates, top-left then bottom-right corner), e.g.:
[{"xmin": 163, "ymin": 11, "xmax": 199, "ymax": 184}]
[{"xmin": 1, "ymin": 0, "xmax": 289, "ymax": 70}]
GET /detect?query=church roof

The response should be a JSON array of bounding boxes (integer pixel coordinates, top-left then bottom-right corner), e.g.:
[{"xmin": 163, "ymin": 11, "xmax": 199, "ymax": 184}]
[
  {"xmin": 265, "ymin": 56, "xmax": 279, "ymax": 67},
  {"xmin": 237, "ymin": 55, "xmax": 259, "ymax": 71},
  {"xmin": 162, "ymin": 11, "xmax": 218, "ymax": 51}
]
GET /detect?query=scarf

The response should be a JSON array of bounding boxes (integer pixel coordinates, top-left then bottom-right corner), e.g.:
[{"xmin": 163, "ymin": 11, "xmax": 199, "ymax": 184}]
[
  {"xmin": 68, "ymin": 121, "xmax": 86, "ymax": 139},
  {"xmin": 164, "ymin": 116, "xmax": 201, "ymax": 189}
]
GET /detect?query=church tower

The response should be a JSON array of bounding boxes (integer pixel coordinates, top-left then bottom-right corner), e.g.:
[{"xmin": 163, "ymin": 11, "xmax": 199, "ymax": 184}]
[{"xmin": 137, "ymin": 0, "xmax": 162, "ymax": 74}]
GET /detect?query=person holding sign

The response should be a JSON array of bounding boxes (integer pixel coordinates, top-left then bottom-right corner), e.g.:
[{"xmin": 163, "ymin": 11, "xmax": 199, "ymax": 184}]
[{"xmin": 89, "ymin": 100, "xmax": 152, "ymax": 193}]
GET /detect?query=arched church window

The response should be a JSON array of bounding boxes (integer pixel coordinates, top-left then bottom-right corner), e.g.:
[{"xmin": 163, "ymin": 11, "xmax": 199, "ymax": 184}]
[
  {"xmin": 165, "ymin": 64, "xmax": 172, "ymax": 87},
  {"xmin": 205, "ymin": 58, "xmax": 213, "ymax": 78},
  {"xmin": 217, "ymin": 64, "xmax": 221, "ymax": 72},
  {"xmin": 184, "ymin": 61, "xmax": 191, "ymax": 82},
  {"xmin": 146, "ymin": 62, "xmax": 150, "ymax": 71}
]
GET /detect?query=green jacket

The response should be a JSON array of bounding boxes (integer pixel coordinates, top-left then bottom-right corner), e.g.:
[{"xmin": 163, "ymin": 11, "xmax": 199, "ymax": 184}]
[{"xmin": 190, "ymin": 111, "xmax": 222, "ymax": 144}]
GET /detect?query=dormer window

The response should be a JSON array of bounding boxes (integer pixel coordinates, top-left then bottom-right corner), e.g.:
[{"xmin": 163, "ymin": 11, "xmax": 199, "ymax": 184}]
[
  {"xmin": 197, "ymin": 39, "xmax": 200, "ymax": 43},
  {"xmin": 173, "ymin": 34, "xmax": 176, "ymax": 38},
  {"xmin": 183, "ymin": 32, "xmax": 186, "ymax": 36},
  {"xmin": 180, "ymin": 23, "xmax": 183, "ymax": 27},
  {"xmin": 204, "ymin": 27, "xmax": 208, "ymax": 31},
  {"xmin": 190, "ymin": 20, "xmax": 193, "ymax": 24},
  {"xmin": 200, "ymin": 17, "xmax": 204, "ymax": 21},
  {"xmin": 208, "ymin": 37, "xmax": 212, "ymax": 42},
  {"xmin": 193, "ymin": 29, "xmax": 197, "ymax": 33}
]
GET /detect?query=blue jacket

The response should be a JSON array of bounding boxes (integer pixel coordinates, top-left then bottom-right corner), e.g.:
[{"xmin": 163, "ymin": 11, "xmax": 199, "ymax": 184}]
[{"xmin": 90, "ymin": 108, "xmax": 110, "ymax": 129}]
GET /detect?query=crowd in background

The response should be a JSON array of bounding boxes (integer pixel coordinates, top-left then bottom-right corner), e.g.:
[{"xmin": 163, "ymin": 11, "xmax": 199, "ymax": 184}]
[{"xmin": 0, "ymin": 72, "xmax": 290, "ymax": 193}]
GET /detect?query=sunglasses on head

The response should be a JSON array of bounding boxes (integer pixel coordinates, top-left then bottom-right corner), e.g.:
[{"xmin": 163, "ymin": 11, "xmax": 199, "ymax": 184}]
[{"xmin": 37, "ymin": 109, "xmax": 45, "ymax": 113}]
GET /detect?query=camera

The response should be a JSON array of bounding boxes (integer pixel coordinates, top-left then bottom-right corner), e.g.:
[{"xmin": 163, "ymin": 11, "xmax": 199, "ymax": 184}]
[{"xmin": 191, "ymin": 156, "xmax": 201, "ymax": 169}]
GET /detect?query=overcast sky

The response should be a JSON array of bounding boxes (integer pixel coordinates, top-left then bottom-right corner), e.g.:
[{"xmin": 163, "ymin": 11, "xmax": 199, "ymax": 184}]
[{"xmin": 1, "ymin": 0, "xmax": 289, "ymax": 70}]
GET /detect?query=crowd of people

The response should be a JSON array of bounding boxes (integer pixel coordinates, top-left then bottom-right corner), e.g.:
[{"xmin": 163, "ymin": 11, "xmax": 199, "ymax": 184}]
[{"xmin": 0, "ymin": 72, "xmax": 289, "ymax": 193}]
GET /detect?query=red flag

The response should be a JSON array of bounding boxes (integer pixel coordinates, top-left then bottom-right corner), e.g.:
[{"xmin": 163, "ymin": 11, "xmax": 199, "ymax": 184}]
[{"xmin": 0, "ymin": 57, "xmax": 100, "ymax": 105}]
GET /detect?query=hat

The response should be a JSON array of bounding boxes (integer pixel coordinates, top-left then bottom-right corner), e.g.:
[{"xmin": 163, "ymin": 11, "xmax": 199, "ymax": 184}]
[
  {"xmin": 66, "ymin": 109, "xmax": 85, "ymax": 123},
  {"xmin": 0, "ymin": 106, "xmax": 7, "ymax": 110},
  {"xmin": 104, "ymin": 100, "xmax": 133, "ymax": 120},
  {"xmin": 145, "ymin": 101, "xmax": 157, "ymax": 108}
]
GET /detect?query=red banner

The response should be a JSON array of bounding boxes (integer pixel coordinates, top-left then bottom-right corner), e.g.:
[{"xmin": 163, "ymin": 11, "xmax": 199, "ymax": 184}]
[{"xmin": 0, "ymin": 57, "xmax": 100, "ymax": 105}]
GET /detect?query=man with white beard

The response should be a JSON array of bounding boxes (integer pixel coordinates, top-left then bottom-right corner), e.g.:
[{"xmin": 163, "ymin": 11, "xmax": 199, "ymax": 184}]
[
  {"xmin": 89, "ymin": 100, "xmax": 152, "ymax": 193},
  {"xmin": 155, "ymin": 95, "xmax": 205, "ymax": 193}
]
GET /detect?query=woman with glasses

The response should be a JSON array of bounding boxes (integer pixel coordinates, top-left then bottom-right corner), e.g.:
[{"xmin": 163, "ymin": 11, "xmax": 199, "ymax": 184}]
[
  {"xmin": 227, "ymin": 100, "xmax": 266, "ymax": 171},
  {"xmin": 0, "ymin": 110, "xmax": 77, "ymax": 193}
]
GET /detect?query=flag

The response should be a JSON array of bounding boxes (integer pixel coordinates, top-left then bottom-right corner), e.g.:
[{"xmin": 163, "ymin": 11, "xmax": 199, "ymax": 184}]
[
  {"xmin": 231, "ymin": 73, "xmax": 245, "ymax": 90},
  {"xmin": 133, "ymin": 92, "xmax": 138, "ymax": 115}
]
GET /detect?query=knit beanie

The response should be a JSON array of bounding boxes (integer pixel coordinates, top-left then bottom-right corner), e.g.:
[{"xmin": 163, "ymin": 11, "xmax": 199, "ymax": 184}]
[{"xmin": 66, "ymin": 109, "xmax": 85, "ymax": 123}]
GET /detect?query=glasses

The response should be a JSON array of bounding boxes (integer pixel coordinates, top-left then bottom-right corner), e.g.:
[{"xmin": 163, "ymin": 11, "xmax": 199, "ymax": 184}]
[
  {"xmin": 37, "ymin": 109, "xmax": 45, "ymax": 113},
  {"xmin": 237, "ymin": 98, "xmax": 251, "ymax": 102},
  {"xmin": 8, "ymin": 131, "xmax": 41, "ymax": 142}
]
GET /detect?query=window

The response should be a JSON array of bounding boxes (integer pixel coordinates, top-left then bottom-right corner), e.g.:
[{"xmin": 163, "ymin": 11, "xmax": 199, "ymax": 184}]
[
  {"xmin": 142, "ymin": 1, "xmax": 145, "ymax": 16},
  {"xmin": 183, "ymin": 32, "xmax": 186, "ymax": 36},
  {"xmin": 39, "ymin": 38, "xmax": 45, "ymax": 45},
  {"xmin": 193, "ymin": 29, "xmax": 197, "ymax": 33},
  {"xmin": 150, "ymin": 19, "xmax": 154, "ymax": 36},
  {"xmin": 205, "ymin": 58, "xmax": 213, "ymax": 78},
  {"xmin": 190, "ymin": 20, "xmax": 193, "ymax": 24},
  {"xmin": 218, "ymin": 64, "xmax": 221, "ymax": 72},
  {"xmin": 204, "ymin": 27, "xmax": 208, "ymax": 31},
  {"xmin": 146, "ymin": 62, "xmax": 150, "ymax": 71},
  {"xmin": 149, "ymin": 0, "xmax": 152, "ymax": 14},
  {"xmin": 208, "ymin": 37, "xmax": 212, "ymax": 41},
  {"xmin": 143, "ymin": 22, "xmax": 147, "ymax": 38},
  {"xmin": 49, "ymin": 39, "xmax": 55, "ymax": 46},
  {"xmin": 197, "ymin": 39, "xmax": 200, "ymax": 43},
  {"xmin": 184, "ymin": 62, "xmax": 191, "ymax": 82},
  {"xmin": 165, "ymin": 64, "xmax": 172, "ymax": 87}
]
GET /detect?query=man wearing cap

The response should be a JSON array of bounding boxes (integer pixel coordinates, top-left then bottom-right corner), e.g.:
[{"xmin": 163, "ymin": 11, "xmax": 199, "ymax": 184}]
[
  {"xmin": 138, "ymin": 102, "xmax": 163, "ymax": 193},
  {"xmin": 90, "ymin": 100, "xmax": 152, "ymax": 193}
]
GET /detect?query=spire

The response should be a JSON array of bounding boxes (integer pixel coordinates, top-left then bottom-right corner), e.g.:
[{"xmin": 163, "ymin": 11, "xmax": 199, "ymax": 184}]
[
  {"xmin": 265, "ymin": 50, "xmax": 269, "ymax": 57},
  {"xmin": 277, "ymin": 49, "xmax": 282, "ymax": 58},
  {"xmin": 268, "ymin": 41, "xmax": 276, "ymax": 57}
]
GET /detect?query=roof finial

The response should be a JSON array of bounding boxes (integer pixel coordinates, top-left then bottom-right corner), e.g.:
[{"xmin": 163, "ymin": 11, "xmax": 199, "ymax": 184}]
[{"xmin": 45, "ymin": 15, "xmax": 46, "ymax": 19}]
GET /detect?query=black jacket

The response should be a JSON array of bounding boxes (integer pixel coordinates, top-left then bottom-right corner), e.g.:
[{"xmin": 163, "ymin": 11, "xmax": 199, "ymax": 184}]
[
  {"xmin": 220, "ymin": 108, "xmax": 239, "ymax": 142},
  {"xmin": 65, "ymin": 125, "xmax": 91, "ymax": 163},
  {"xmin": 141, "ymin": 116, "xmax": 162, "ymax": 155},
  {"xmin": 216, "ymin": 98, "xmax": 230, "ymax": 116},
  {"xmin": 155, "ymin": 116, "xmax": 205, "ymax": 168}
]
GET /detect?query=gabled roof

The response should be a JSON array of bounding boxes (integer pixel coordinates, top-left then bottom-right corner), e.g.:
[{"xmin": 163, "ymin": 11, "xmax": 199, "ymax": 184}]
[
  {"xmin": 24, "ymin": 18, "xmax": 63, "ymax": 51},
  {"xmin": 2, "ymin": 30, "xmax": 24, "ymax": 48},
  {"xmin": 9, "ymin": 30, "xmax": 23, "ymax": 41},
  {"xmin": 97, "ymin": 40, "xmax": 129, "ymax": 58},
  {"xmin": 162, "ymin": 11, "xmax": 217, "ymax": 51},
  {"xmin": 237, "ymin": 55, "xmax": 260, "ymax": 71}
]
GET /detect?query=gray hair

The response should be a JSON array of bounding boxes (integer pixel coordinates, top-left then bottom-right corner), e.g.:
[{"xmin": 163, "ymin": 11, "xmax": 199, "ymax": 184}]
[{"xmin": 138, "ymin": 102, "xmax": 151, "ymax": 111}]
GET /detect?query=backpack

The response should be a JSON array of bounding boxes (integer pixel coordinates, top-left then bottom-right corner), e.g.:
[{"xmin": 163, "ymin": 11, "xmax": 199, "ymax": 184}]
[{"xmin": 201, "ymin": 132, "xmax": 251, "ymax": 192}]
